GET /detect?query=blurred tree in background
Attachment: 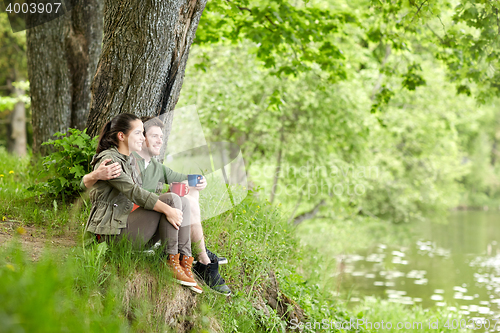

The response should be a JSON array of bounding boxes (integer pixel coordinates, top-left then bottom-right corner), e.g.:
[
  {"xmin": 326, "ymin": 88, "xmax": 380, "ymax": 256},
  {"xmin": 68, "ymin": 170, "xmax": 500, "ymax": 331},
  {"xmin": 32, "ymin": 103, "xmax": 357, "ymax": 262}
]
[
  {"xmin": 0, "ymin": 13, "xmax": 28, "ymax": 156},
  {"xmin": 1, "ymin": 0, "xmax": 500, "ymax": 222},
  {"xmin": 177, "ymin": 0, "xmax": 500, "ymax": 222}
]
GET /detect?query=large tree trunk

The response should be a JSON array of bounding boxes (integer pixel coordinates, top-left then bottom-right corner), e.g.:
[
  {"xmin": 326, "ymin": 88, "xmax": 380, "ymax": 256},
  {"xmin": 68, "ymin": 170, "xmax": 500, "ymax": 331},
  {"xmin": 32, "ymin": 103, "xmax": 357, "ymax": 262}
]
[
  {"xmin": 27, "ymin": 0, "xmax": 103, "ymax": 155},
  {"xmin": 86, "ymin": 0, "xmax": 208, "ymax": 143}
]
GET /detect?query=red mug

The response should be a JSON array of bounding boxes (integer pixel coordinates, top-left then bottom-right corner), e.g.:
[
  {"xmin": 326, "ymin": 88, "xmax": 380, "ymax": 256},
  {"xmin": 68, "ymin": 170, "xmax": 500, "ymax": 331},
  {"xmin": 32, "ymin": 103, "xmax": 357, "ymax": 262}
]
[{"xmin": 169, "ymin": 182, "xmax": 189, "ymax": 197}]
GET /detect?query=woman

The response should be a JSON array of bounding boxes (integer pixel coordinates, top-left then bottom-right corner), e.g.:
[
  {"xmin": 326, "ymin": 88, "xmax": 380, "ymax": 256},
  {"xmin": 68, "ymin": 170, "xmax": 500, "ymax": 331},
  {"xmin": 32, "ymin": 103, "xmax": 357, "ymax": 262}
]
[{"xmin": 83, "ymin": 113, "xmax": 202, "ymax": 293}]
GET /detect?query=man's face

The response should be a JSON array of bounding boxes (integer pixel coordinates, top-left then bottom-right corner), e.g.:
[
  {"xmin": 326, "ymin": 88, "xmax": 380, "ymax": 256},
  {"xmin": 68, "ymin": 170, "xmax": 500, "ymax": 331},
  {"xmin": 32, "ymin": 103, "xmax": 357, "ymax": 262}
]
[{"xmin": 143, "ymin": 125, "xmax": 163, "ymax": 156}]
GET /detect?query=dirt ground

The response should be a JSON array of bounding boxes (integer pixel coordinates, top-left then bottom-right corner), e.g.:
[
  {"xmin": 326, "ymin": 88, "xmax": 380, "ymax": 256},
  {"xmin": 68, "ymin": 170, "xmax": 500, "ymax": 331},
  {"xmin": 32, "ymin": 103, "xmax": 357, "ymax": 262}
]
[{"xmin": 0, "ymin": 220, "xmax": 78, "ymax": 260}]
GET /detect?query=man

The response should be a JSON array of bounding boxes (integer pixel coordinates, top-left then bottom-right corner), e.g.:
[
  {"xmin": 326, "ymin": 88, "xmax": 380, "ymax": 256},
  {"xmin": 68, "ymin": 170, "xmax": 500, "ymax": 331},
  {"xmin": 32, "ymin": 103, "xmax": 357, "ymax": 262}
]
[{"xmin": 82, "ymin": 117, "xmax": 231, "ymax": 296}]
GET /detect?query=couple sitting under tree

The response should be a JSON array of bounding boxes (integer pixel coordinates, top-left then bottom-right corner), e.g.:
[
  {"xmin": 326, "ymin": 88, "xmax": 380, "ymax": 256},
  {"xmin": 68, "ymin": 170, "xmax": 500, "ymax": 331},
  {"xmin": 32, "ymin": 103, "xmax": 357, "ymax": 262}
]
[{"xmin": 82, "ymin": 113, "xmax": 231, "ymax": 295}]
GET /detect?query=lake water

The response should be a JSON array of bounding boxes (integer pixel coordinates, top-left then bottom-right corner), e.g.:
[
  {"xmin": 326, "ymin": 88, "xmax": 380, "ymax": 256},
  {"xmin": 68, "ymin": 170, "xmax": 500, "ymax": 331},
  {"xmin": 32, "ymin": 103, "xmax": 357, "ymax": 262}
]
[{"xmin": 333, "ymin": 211, "xmax": 500, "ymax": 325}]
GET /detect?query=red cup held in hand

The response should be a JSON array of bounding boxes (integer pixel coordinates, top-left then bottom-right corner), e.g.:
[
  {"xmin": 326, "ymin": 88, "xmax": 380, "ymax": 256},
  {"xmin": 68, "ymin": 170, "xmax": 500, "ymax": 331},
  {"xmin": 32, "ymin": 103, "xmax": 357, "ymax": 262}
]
[{"xmin": 169, "ymin": 182, "xmax": 189, "ymax": 197}]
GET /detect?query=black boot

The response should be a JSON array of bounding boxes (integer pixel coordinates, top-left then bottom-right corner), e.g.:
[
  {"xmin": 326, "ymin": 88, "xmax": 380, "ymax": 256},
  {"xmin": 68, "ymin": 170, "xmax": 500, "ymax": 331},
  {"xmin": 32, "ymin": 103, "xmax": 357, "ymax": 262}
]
[
  {"xmin": 206, "ymin": 248, "xmax": 228, "ymax": 265},
  {"xmin": 193, "ymin": 258, "xmax": 232, "ymax": 296}
]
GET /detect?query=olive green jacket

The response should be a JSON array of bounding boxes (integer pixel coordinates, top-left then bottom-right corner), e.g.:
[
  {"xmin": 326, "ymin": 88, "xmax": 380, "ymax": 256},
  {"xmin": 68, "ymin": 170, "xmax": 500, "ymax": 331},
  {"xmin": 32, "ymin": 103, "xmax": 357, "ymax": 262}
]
[{"xmin": 84, "ymin": 147, "xmax": 159, "ymax": 235}]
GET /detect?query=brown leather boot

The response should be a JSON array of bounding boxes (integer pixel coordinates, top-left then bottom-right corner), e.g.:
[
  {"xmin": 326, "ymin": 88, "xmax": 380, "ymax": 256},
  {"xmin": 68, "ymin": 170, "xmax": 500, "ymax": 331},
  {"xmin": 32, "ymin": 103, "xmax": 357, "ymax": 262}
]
[
  {"xmin": 167, "ymin": 253, "xmax": 196, "ymax": 287},
  {"xmin": 180, "ymin": 255, "xmax": 203, "ymax": 293}
]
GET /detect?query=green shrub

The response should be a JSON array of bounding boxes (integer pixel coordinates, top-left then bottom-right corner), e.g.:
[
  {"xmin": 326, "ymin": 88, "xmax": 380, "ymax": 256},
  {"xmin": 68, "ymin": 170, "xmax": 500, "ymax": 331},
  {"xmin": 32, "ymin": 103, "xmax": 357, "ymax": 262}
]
[{"xmin": 32, "ymin": 129, "xmax": 97, "ymax": 199}]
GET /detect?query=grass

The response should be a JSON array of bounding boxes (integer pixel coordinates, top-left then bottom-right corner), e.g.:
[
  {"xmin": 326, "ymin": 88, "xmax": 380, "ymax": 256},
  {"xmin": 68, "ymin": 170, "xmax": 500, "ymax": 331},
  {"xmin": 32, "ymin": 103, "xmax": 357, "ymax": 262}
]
[
  {"xmin": 0, "ymin": 145, "xmax": 357, "ymax": 332},
  {"xmin": 0, "ymin": 147, "xmax": 87, "ymax": 234},
  {"xmin": 197, "ymin": 190, "xmax": 357, "ymax": 332},
  {"xmin": 0, "ymin": 242, "xmax": 129, "ymax": 332},
  {"xmin": 0, "ymin": 148, "xmax": 471, "ymax": 332},
  {"xmin": 0, "ymin": 190, "xmax": 357, "ymax": 332}
]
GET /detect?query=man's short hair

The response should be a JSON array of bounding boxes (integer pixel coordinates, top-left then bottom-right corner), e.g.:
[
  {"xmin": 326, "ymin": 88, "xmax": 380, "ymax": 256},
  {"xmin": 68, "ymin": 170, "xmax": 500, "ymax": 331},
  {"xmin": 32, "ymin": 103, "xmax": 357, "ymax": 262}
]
[{"xmin": 141, "ymin": 116, "xmax": 164, "ymax": 134}]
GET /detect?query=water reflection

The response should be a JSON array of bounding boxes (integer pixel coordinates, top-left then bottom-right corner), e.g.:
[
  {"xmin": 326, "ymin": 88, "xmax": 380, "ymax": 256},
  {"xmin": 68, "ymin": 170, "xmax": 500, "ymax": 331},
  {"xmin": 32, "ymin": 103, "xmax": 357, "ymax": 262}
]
[{"xmin": 339, "ymin": 211, "xmax": 500, "ymax": 325}]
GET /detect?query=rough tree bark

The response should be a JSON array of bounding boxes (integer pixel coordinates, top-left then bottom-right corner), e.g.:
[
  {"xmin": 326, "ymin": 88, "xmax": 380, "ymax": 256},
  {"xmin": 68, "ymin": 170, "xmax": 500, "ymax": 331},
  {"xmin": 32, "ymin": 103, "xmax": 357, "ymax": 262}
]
[
  {"xmin": 86, "ymin": 0, "xmax": 208, "ymax": 145},
  {"xmin": 27, "ymin": 0, "xmax": 103, "ymax": 155}
]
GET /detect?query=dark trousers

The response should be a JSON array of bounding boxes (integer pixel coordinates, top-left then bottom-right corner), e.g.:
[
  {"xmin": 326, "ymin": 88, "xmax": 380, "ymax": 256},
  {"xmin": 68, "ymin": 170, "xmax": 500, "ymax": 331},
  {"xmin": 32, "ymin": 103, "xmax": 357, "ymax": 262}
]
[{"xmin": 107, "ymin": 192, "xmax": 192, "ymax": 256}]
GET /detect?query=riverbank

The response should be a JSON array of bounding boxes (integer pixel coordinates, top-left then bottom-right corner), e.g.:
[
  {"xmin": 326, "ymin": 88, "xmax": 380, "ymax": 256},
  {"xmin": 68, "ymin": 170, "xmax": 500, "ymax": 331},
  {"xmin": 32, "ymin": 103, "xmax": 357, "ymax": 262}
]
[
  {"xmin": 0, "ymin": 148, "xmax": 474, "ymax": 332},
  {"xmin": 0, "ymin": 200, "xmax": 472, "ymax": 333},
  {"xmin": 0, "ymin": 189, "xmax": 361, "ymax": 332}
]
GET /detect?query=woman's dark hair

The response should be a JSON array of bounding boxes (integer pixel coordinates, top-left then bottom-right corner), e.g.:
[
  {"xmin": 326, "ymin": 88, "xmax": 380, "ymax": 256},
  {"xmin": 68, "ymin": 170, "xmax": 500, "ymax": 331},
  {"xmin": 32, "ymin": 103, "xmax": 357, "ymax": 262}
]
[{"xmin": 95, "ymin": 113, "xmax": 140, "ymax": 156}]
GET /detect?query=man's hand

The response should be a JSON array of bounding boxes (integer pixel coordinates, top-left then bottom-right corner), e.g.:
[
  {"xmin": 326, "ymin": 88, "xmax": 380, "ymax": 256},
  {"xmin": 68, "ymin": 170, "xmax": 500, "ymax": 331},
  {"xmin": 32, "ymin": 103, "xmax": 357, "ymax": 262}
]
[
  {"xmin": 82, "ymin": 159, "xmax": 122, "ymax": 189},
  {"xmin": 194, "ymin": 176, "xmax": 207, "ymax": 191},
  {"xmin": 95, "ymin": 159, "xmax": 121, "ymax": 180}
]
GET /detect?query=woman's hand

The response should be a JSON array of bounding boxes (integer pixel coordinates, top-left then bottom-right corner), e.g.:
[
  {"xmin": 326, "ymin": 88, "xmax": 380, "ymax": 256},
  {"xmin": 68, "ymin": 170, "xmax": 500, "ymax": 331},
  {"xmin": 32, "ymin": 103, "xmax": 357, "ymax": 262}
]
[{"xmin": 164, "ymin": 206, "xmax": 183, "ymax": 230}]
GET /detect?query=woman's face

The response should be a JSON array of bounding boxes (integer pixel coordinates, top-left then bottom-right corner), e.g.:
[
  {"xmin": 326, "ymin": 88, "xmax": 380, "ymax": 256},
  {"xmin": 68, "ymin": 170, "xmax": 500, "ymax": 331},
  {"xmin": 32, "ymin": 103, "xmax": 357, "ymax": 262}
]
[{"xmin": 124, "ymin": 119, "xmax": 145, "ymax": 152}]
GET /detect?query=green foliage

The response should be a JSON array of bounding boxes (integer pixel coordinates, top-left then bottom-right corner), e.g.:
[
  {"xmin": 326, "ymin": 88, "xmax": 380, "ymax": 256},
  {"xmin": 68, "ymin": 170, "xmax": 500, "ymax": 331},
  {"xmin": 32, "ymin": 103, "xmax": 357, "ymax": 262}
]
[
  {"xmin": 180, "ymin": 40, "xmax": 482, "ymax": 223},
  {"xmin": 0, "ymin": 13, "xmax": 26, "ymax": 85},
  {"xmin": 370, "ymin": 0, "xmax": 500, "ymax": 102},
  {"xmin": 455, "ymin": 108, "xmax": 500, "ymax": 207},
  {"xmin": 33, "ymin": 129, "xmax": 97, "ymax": 199},
  {"xmin": 0, "ymin": 96, "xmax": 17, "ymax": 112},
  {"xmin": 402, "ymin": 63, "xmax": 426, "ymax": 91},
  {"xmin": 371, "ymin": 85, "xmax": 395, "ymax": 114},
  {"xmin": 196, "ymin": 0, "xmax": 356, "ymax": 80},
  {"xmin": 0, "ymin": 80, "xmax": 31, "ymax": 147},
  {"xmin": 0, "ymin": 82, "xmax": 30, "ymax": 112},
  {"xmin": 1, "ymin": 237, "xmax": 206, "ymax": 332}
]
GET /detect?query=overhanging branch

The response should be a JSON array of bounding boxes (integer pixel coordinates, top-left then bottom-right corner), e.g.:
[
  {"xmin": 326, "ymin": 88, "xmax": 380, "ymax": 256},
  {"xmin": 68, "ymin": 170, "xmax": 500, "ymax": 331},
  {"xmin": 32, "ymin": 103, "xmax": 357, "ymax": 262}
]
[{"xmin": 293, "ymin": 199, "xmax": 326, "ymax": 225}]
